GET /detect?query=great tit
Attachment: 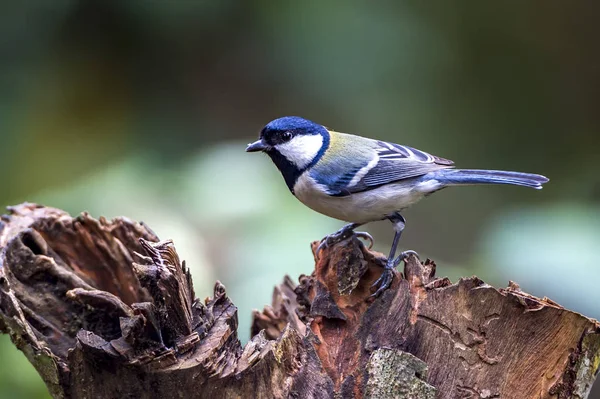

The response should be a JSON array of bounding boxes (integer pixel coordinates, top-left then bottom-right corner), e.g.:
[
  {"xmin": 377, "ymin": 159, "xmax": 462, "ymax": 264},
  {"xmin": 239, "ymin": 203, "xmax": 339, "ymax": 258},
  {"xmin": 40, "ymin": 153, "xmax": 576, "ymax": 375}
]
[{"xmin": 246, "ymin": 116, "xmax": 548, "ymax": 297}]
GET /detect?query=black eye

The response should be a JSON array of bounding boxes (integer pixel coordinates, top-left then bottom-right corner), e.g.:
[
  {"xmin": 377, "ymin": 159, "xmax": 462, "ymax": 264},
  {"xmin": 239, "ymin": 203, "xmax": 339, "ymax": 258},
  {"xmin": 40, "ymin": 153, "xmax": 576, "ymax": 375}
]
[{"xmin": 281, "ymin": 131, "xmax": 292, "ymax": 141}]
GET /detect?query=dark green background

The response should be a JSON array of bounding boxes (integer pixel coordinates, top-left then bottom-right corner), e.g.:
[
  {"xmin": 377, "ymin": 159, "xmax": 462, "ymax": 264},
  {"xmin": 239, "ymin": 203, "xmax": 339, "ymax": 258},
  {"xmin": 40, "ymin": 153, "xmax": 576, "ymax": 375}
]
[{"xmin": 1, "ymin": 1, "xmax": 599, "ymax": 397}]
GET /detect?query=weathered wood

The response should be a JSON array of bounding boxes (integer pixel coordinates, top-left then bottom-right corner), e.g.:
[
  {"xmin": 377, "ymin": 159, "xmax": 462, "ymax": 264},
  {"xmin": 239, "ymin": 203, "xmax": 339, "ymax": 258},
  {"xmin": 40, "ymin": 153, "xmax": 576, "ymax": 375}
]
[{"xmin": 0, "ymin": 203, "xmax": 598, "ymax": 398}]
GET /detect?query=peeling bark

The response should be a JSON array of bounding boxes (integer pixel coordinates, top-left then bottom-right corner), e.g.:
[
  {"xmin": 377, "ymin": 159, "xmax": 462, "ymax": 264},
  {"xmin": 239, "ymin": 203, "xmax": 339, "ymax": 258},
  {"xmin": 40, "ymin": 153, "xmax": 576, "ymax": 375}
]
[{"xmin": 0, "ymin": 203, "xmax": 598, "ymax": 398}]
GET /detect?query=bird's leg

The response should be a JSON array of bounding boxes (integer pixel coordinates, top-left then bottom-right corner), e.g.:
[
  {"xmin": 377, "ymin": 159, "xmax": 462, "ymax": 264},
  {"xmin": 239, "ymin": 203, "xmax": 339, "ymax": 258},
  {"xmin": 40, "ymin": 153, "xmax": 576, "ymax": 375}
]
[
  {"xmin": 371, "ymin": 213, "xmax": 419, "ymax": 297},
  {"xmin": 316, "ymin": 222, "xmax": 373, "ymax": 259}
]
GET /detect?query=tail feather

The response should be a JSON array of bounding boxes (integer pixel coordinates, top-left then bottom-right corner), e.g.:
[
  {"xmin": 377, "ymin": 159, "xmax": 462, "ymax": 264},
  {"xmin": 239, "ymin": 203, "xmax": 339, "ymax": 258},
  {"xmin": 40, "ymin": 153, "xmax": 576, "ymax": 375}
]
[{"xmin": 433, "ymin": 169, "xmax": 549, "ymax": 190}]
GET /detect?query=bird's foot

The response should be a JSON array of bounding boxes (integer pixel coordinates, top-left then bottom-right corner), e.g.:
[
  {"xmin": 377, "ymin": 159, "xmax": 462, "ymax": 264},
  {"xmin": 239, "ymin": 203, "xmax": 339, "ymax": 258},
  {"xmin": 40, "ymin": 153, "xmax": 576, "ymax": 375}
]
[
  {"xmin": 316, "ymin": 227, "xmax": 373, "ymax": 259},
  {"xmin": 370, "ymin": 250, "xmax": 419, "ymax": 297},
  {"xmin": 371, "ymin": 265, "xmax": 395, "ymax": 298}
]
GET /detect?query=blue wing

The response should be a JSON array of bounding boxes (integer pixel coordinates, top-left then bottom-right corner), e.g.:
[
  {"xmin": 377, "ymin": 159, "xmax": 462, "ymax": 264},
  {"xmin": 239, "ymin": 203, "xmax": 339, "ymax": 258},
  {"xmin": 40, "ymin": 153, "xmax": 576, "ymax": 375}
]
[
  {"xmin": 361, "ymin": 140, "xmax": 453, "ymax": 185},
  {"xmin": 312, "ymin": 136, "xmax": 454, "ymax": 197}
]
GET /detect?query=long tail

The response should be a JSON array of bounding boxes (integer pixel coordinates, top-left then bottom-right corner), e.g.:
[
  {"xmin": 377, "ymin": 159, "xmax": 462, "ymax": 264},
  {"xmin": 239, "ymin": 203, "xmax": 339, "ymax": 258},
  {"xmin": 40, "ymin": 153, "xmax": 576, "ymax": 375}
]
[{"xmin": 432, "ymin": 169, "xmax": 549, "ymax": 190}]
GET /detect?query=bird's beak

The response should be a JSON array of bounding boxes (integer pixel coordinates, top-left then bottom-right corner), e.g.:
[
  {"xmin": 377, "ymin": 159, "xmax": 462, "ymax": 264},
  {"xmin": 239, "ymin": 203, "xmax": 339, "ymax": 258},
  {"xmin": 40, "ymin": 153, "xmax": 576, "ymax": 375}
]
[{"xmin": 246, "ymin": 139, "xmax": 269, "ymax": 152}]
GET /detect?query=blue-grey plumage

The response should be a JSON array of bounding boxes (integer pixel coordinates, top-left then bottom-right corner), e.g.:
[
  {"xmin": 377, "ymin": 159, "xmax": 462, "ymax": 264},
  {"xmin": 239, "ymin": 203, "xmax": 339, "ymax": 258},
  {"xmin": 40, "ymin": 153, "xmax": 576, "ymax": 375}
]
[{"xmin": 246, "ymin": 116, "xmax": 549, "ymax": 296}]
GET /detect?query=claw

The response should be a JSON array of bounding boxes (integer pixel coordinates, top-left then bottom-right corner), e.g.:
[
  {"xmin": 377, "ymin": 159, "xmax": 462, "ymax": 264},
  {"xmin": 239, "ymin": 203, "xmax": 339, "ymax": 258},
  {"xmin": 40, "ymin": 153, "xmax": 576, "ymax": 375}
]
[
  {"xmin": 370, "ymin": 267, "xmax": 395, "ymax": 298},
  {"xmin": 393, "ymin": 250, "xmax": 419, "ymax": 267},
  {"xmin": 354, "ymin": 231, "xmax": 374, "ymax": 249},
  {"xmin": 315, "ymin": 240, "xmax": 329, "ymax": 259}
]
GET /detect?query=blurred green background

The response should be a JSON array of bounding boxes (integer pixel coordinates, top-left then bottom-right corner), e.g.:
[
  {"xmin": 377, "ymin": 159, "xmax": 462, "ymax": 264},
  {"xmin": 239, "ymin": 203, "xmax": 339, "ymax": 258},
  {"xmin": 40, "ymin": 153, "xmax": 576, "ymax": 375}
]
[{"xmin": 1, "ymin": 1, "xmax": 599, "ymax": 398}]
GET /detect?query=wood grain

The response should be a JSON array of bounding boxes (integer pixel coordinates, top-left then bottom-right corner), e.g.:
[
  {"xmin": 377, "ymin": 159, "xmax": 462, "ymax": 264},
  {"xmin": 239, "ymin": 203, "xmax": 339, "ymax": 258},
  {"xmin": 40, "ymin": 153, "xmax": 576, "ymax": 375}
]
[{"xmin": 1, "ymin": 204, "xmax": 598, "ymax": 398}]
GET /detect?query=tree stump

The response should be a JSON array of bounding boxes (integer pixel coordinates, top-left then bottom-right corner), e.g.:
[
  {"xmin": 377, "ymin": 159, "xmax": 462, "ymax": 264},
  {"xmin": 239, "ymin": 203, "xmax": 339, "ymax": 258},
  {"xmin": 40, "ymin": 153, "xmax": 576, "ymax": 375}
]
[{"xmin": 0, "ymin": 203, "xmax": 598, "ymax": 398}]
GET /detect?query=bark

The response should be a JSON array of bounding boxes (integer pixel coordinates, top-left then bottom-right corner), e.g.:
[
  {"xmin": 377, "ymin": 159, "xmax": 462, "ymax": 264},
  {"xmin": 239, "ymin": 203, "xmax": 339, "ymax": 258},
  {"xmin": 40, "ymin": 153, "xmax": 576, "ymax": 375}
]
[{"xmin": 0, "ymin": 203, "xmax": 598, "ymax": 398}]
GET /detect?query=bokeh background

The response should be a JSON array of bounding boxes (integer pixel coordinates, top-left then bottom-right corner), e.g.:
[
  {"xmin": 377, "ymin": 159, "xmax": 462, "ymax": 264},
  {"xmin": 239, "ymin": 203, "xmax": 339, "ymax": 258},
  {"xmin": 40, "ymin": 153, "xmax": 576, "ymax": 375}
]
[{"xmin": 1, "ymin": 1, "xmax": 599, "ymax": 397}]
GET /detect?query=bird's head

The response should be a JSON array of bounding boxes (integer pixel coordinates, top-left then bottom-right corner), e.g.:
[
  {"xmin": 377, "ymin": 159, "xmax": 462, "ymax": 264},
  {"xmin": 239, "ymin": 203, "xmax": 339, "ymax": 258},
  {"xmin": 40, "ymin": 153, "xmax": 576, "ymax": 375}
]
[
  {"xmin": 246, "ymin": 116, "xmax": 330, "ymax": 191},
  {"xmin": 247, "ymin": 116, "xmax": 329, "ymax": 167}
]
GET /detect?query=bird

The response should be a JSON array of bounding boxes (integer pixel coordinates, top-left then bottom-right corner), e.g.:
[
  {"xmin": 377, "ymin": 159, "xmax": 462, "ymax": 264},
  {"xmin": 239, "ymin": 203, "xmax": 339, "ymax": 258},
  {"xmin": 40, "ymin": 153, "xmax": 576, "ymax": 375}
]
[{"xmin": 246, "ymin": 116, "xmax": 548, "ymax": 297}]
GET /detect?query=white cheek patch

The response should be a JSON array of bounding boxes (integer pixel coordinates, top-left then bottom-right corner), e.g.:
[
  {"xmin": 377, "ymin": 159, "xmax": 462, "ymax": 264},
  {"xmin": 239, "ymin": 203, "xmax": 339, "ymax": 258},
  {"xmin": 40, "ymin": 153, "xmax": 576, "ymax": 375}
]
[{"xmin": 276, "ymin": 134, "xmax": 324, "ymax": 169}]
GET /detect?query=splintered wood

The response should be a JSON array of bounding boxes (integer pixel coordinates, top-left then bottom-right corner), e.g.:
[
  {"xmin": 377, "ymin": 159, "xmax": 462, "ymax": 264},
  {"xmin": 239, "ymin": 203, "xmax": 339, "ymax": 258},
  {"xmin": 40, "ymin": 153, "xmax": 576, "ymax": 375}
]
[{"xmin": 0, "ymin": 204, "xmax": 598, "ymax": 398}]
